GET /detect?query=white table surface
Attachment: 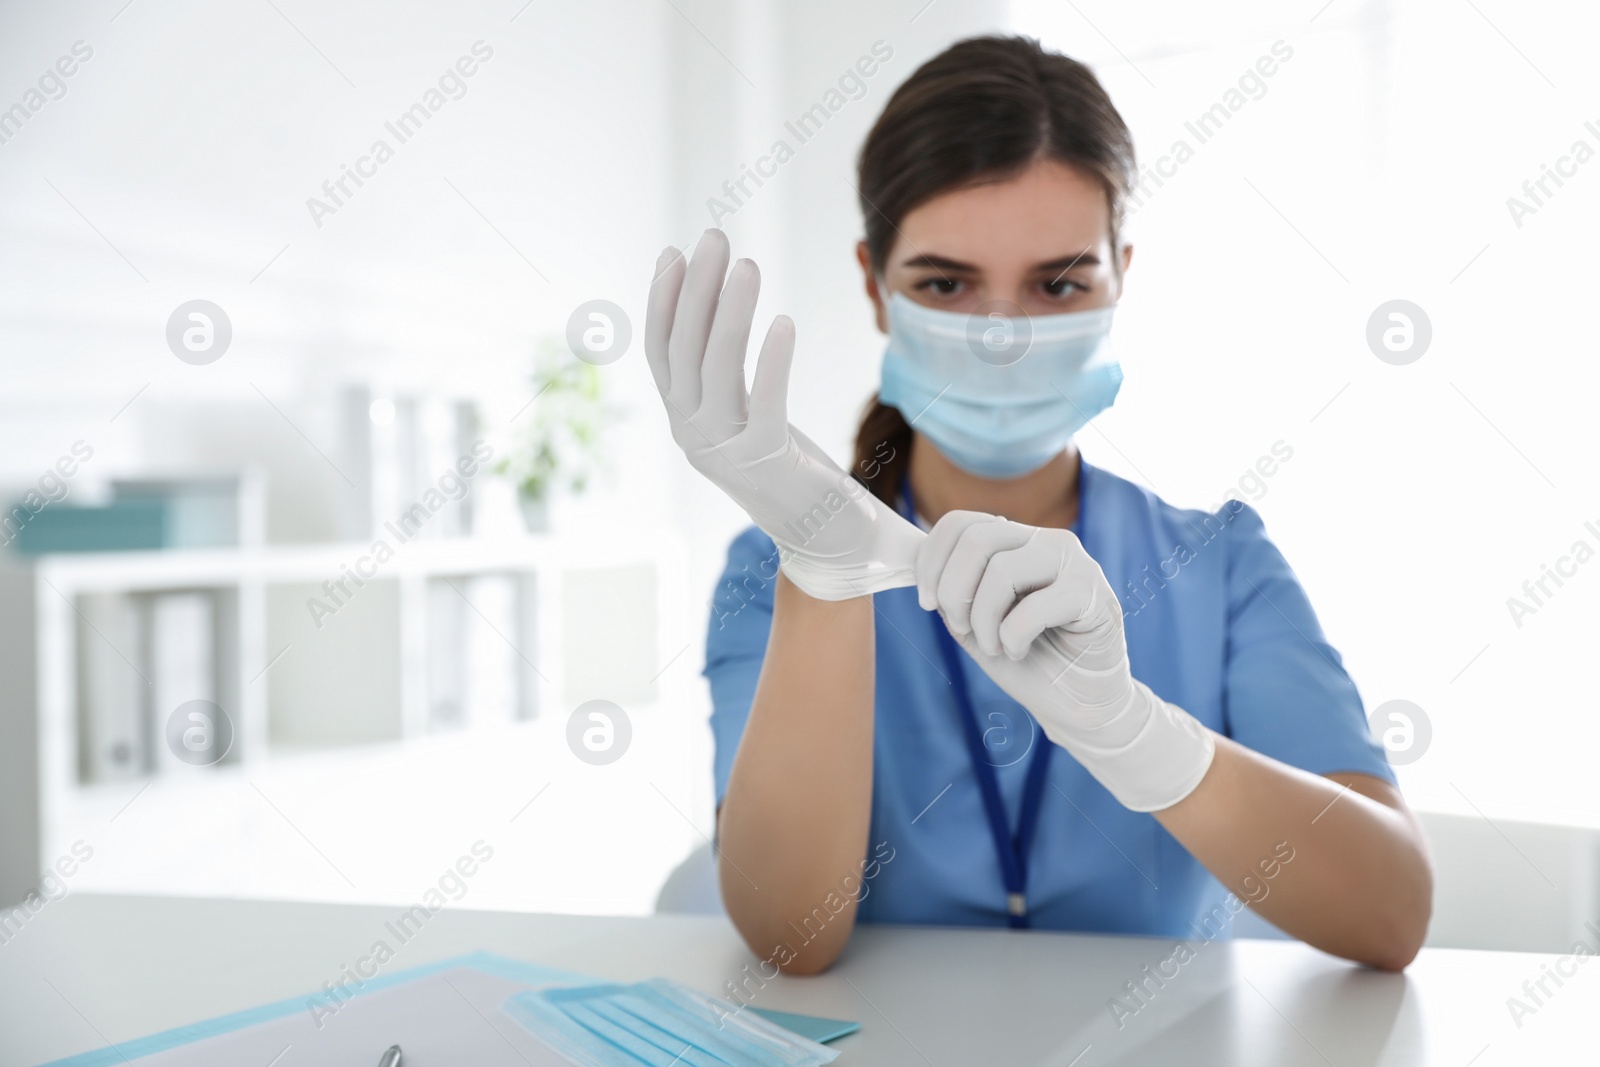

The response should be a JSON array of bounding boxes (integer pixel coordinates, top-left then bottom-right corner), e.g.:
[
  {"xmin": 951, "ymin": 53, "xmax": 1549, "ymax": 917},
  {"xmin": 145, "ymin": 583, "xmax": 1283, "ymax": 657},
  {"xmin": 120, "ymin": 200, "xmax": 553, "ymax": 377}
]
[{"xmin": 0, "ymin": 893, "xmax": 1590, "ymax": 1065}]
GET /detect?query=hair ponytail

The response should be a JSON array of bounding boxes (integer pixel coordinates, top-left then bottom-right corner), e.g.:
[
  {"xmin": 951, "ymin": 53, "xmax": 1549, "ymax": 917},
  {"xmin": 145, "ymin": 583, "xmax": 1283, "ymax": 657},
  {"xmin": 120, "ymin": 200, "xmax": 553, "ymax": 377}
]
[{"xmin": 851, "ymin": 397, "xmax": 912, "ymax": 505}]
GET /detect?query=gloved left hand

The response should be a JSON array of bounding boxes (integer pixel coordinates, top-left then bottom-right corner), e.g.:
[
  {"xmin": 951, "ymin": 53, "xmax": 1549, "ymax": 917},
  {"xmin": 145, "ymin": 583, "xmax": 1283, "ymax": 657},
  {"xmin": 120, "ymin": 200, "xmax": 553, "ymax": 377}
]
[
  {"xmin": 645, "ymin": 229, "xmax": 924, "ymax": 600},
  {"xmin": 915, "ymin": 509, "xmax": 1216, "ymax": 812}
]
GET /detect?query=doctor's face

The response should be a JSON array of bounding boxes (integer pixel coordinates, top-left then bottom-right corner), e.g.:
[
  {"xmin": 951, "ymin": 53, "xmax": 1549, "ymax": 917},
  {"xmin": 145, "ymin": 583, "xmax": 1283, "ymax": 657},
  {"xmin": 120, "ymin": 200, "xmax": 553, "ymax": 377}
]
[{"xmin": 860, "ymin": 159, "xmax": 1131, "ymax": 328}]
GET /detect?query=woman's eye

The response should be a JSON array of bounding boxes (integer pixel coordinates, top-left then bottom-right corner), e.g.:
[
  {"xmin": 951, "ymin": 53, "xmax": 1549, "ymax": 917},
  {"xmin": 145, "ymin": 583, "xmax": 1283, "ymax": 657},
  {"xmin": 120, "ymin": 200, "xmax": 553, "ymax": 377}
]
[
  {"xmin": 1042, "ymin": 277, "xmax": 1086, "ymax": 298},
  {"xmin": 915, "ymin": 276, "xmax": 963, "ymax": 296}
]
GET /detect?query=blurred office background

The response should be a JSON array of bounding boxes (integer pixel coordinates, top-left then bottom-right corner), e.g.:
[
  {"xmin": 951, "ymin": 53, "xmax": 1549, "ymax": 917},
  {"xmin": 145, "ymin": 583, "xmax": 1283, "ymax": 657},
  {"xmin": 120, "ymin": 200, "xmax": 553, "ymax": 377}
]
[{"xmin": 1, "ymin": 0, "xmax": 1597, "ymax": 952}]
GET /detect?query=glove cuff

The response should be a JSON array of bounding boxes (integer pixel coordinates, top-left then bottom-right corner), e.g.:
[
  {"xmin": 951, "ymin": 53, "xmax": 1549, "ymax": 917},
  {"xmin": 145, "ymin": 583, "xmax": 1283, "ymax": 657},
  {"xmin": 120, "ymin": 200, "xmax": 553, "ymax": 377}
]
[
  {"xmin": 769, "ymin": 492, "xmax": 926, "ymax": 601},
  {"xmin": 777, "ymin": 554, "xmax": 916, "ymax": 600},
  {"xmin": 1053, "ymin": 684, "xmax": 1216, "ymax": 813}
]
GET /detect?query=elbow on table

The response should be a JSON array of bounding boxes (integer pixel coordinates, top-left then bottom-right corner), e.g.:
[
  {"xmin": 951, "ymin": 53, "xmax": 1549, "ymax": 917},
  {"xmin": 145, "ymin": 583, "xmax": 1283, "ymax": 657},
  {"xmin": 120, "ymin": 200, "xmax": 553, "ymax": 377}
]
[
  {"xmin": 1368, "ymin": 937, "xmax": 1424, "ymax": 973},
  {"xmin": 721, "ymin": 887, "xmax": 856, "ymax": 976},
  {"xmin": 725, "ymin": 913, "xmax": 851, "ymax": 976},
  {"xmin": 776, "ymin": 945, "xmax": 845, "ymax": 976},
  {"xmin": 1365, "ymin": 868, "xmax": 1434, "ymax": 972},
  {"xmin": 717, "ymin": 856, "xmax": 861, "ymax": 975},
  {"xmin": 1369, "ymin": 908, "xmax": 1431, "ymax": 972}
]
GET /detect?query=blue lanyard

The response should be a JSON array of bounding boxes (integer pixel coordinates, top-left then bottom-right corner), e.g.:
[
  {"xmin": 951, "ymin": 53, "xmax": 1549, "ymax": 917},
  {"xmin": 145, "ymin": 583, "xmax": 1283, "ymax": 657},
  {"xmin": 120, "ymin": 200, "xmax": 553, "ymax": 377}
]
[
  {"xmin": 899, "ymin": 472, "xmax": 1084, "ymax": 929},
  {"xmin": 930, "ymin": 619, "xmax": 1054, "ymax": 929}
]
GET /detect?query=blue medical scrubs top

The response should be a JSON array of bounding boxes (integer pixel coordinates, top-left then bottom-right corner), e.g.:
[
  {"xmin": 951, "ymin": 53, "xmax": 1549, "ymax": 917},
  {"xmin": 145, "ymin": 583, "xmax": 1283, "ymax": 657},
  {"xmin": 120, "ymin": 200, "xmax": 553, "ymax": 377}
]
[{"xmin": 703, "ymin": 459, "xmax": 1394, "ymax": 937}]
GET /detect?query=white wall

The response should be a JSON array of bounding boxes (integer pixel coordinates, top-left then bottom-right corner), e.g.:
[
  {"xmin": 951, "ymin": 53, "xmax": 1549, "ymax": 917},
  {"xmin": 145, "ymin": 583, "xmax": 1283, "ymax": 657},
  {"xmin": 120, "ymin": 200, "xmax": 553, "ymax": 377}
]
[{"xmin": 0, "ymin": 0, "xmax": 680, "ymax": 542}]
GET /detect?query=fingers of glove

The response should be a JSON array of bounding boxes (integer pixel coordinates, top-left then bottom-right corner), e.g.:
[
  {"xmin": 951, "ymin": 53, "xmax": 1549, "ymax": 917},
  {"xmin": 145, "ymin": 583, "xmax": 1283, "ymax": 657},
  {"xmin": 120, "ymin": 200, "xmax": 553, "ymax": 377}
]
[
  {"xmin": 999, "ymin": 556, "xmax": 1120, "ymax": 663},
  {"xmin": 934, "ymin": 519, "xmax": 1037, "ymax": 636},
  {"xmin": 699, "ymin": 258, "xmax": 760, "ymax": 428},
  {"xmin": 665, "ymin": 228, "xmax": 731, "ymax": 413},
  {"xmin": 969, "ymin": 545, "xmax": 1065, "ymax": 658},
  {"xmin": 915, "ymin": 510, "xmax": 1004, "ymax": 613},
  {"xmin": 644, "ymin": 246, "xmax": 687, "ymax": 397},
  {"xmin": 748, "ymin": 316, "xmax": 796, "ymax": 448}
]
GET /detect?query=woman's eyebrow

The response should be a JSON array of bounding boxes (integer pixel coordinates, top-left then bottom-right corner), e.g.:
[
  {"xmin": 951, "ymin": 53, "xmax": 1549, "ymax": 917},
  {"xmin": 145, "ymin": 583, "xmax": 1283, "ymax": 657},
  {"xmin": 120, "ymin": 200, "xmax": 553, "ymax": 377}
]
[
  {"xmin": 899, "ymin": 253, "xmax": 978, "ymax": 273},
  {"xmin": 1034, "ymin": 251, "xmax": 1102, "ymax": 273}
]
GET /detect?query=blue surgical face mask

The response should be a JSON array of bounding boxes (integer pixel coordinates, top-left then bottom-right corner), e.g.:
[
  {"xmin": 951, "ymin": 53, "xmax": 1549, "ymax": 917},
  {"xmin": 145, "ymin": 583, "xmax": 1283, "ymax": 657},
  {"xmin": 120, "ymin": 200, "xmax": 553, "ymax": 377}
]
[
  {"xmin": 502, "ymin": 980, "xmax": 838, "ymax": 1067},
  {"xmin": 878, "ymin": 291, "xmax": 1122, "ymax": 479}
]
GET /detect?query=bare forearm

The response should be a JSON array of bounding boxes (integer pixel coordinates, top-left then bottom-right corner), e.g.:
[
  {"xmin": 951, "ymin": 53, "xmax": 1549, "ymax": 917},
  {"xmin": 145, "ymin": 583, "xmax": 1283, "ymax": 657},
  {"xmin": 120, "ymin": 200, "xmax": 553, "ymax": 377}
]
[
  {"xmin": 1155, "ymin": 735, "xmax": 1433, "ymax": 970},
  {"xmin": 717, "ymin": 573, "xmax": 875, "ymax": 973}
]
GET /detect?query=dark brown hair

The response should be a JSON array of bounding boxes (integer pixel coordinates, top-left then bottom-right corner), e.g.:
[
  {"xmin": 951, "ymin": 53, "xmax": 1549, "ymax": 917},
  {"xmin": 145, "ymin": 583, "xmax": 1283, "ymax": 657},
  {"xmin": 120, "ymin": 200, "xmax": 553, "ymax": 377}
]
[{"xmin": 850, "ymin": 35, "xmax": 1137, "ymax": 503}]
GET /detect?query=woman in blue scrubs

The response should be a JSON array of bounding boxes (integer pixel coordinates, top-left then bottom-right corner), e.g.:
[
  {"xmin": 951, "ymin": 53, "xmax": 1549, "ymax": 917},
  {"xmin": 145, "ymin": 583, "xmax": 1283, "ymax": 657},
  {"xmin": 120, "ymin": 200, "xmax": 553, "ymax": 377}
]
[{"xmin": 653, "ymin": 35, "xmax": 1432, "ymax": 974}]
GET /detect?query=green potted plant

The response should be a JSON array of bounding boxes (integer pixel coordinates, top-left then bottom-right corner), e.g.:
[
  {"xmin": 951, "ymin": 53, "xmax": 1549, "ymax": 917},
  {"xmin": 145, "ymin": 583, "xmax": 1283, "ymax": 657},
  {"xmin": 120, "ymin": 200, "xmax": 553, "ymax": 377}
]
[{"xmin": 496, "ymin": 338, "xmax": 615, "ymax": 532}]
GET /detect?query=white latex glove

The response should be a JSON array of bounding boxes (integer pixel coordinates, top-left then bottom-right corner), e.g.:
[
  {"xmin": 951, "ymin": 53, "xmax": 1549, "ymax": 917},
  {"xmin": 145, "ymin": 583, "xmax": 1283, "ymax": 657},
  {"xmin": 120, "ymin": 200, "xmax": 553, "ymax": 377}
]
[
  {"xmin": 646, "ymin": 229, "xmax": 924, "ymax": 600},
  {"xmin": 916, "ymin": 510, "xmax": 1216, "ymax": 812}
]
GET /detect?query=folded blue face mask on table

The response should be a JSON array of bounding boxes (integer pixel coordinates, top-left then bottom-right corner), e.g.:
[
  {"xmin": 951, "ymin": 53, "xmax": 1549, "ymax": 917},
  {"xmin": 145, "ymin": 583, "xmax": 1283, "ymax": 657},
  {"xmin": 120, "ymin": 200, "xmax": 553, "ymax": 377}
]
[
  {"xmin": 878, "ymin": 291, "xmax": 1122, "ymax": 479},
  {"xmin": 503, "ymin": 978, "xmax": 839, "ymax": 1067}
]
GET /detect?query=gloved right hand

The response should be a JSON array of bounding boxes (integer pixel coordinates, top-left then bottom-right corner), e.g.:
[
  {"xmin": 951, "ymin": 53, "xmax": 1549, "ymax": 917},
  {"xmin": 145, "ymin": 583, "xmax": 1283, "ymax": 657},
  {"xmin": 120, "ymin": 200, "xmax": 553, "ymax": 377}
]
[
  {"xmin": 915, "ymin": 509, "xmax": 1216, "ymax": 812},
  {"xmin": 645, "ymin": 229, "xmax": 924, "ymax": 601}
]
